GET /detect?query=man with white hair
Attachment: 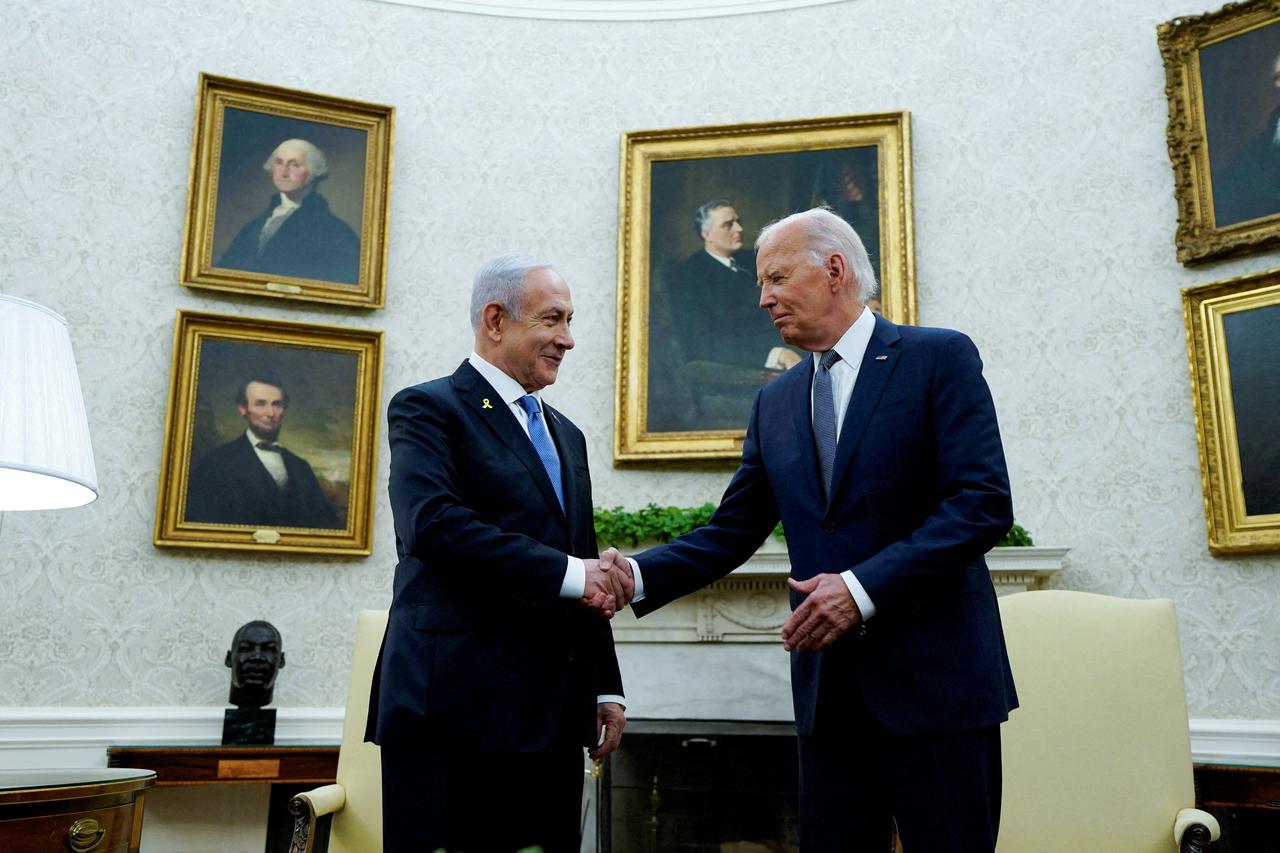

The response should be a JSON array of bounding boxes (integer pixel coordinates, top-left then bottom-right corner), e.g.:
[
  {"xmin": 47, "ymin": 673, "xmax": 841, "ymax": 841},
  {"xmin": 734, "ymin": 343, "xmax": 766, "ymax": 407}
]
[
  {"xmin": 366, "ymin": 253, "xmax": 632, "ymax": 852},
  {"xmin": 217, "ymin": 138, "xmax": 360, "ymax": 284},
  {"xmin": 621, "ymin": 208, "xmax": 1017, "ymax": 850}
]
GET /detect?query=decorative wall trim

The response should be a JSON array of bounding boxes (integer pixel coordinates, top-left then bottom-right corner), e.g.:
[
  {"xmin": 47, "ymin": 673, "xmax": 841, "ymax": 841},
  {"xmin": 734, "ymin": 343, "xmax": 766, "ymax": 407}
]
[
  {"xmin": 3, "ymin": 711, "xmax": 1277, "ymax": 769},
  {"xmin": 0, "ymin": 707, "xmax": 342, "ymax": 770},
  {"xmin": 368, "ymin": 0, "xmax": 851, "ymax": 21}
]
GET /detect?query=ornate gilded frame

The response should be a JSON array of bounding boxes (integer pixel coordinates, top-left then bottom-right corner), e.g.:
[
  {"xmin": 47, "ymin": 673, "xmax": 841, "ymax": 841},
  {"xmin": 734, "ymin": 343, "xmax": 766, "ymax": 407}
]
[
  {"xmin": 1159, "ymin": 0, "xmax": 1280, "ymax": 264},
  {"xmin": 180, "ymin": 74, "xmax": 394, "ymax": 307},
  {"xmin": 154, "ymin": 311, "xmax": 383, "ymax": 555},
  {"xmin": 615, "ymin": 113, "xmax": 916, "ymax": 462},
  {"xmin": 1183, "ymin": 270, "xmax": 1280, "ymax": 553}
]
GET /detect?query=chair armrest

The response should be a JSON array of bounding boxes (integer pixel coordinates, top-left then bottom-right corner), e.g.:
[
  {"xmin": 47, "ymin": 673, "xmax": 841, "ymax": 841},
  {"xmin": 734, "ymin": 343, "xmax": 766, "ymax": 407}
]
[
  {"xmin": 1174, "ymin": 807, "xmax": 1220, "ymax": 853},
  {"xmin": 288, "ymin": 784, "xmax": 347, "ymax": 853}
]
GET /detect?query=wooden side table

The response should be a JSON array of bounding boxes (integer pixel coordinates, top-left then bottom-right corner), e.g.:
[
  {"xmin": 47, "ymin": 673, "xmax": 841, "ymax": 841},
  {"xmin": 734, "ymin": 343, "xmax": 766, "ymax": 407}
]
[
  {"xmin": 0, "ymin": 768, "xmax": 155, "ymax": 853},
  {"xmin": 106, "ymin": 745, "xmax": 338, "ymax": 853}
]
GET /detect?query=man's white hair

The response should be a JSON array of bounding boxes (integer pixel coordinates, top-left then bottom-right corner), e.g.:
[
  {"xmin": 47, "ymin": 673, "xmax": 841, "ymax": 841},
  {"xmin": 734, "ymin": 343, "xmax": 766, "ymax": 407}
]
[
  {"xmin": 756, "ymin": 208, "xmax": 879, "ymax": 304},
  {"xmin": 262, "ymin": 138, "xmax": 329, "ymax": 182},
  {"xmin": 470, "ymin": 253, "xmax": 556, "ymax": 331}
]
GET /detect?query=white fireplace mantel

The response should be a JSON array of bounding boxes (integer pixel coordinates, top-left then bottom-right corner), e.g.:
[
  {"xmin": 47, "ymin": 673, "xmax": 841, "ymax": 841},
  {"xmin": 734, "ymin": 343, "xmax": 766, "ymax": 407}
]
[{"xmin": 613, "ymin": 545, "xmax": 1070, "ymax": 644}]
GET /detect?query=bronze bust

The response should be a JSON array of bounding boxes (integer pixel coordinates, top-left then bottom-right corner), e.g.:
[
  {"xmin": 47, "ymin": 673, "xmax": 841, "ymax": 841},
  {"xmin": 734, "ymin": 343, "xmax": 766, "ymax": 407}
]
[{"xmin": 225, "ymin": 620, "xmax": 286, "ymax": 709}]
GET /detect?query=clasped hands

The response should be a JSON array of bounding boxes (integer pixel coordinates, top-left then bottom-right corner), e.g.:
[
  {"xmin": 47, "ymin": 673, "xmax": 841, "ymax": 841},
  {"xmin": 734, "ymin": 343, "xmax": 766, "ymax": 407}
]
[{"xmin": 580, "ymin": 547, "xmax": 633, "ymax": 619}]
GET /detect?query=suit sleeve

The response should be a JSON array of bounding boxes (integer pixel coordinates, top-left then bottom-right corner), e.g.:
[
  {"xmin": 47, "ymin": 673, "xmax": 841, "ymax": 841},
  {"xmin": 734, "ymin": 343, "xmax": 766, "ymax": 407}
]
[
  {"xmin": 387, "ymin": 385, "xmax": 570, "ymax": 604},
  {"xmin": 850, "ymin": 332, "xmax": 1013, "ymax": 612},
  {"xmin": 631, "ymin": 393, "xmax": 781, "ymax": 615}
]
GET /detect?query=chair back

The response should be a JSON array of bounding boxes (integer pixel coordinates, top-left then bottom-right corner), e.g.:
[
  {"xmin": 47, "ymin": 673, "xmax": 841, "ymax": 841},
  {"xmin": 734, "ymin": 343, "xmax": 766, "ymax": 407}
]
[
  {"xmin": 329, "ymin": 609, "xmax": 387, "ymax": 853},
  {"xmin": 996, "ymin": 591, "xmax": 1197, "ymax": 852}
]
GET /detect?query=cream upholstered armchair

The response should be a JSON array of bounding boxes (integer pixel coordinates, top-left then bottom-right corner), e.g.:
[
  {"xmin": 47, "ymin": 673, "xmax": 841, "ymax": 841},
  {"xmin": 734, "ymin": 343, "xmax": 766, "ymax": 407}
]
[
  {"xmin": 289, "ymin": 609, "xmax": 387, "ymax": 853},
  {"xmin": 996, "ymin": 591, "xmax": 1219, "ymax": 853}
]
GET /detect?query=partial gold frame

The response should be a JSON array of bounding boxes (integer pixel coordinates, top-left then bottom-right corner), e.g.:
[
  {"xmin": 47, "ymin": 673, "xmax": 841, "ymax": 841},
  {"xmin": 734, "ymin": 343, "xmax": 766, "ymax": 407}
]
[
  {"xmin": 1159, "ymin": 0, "xmax": 1280, "ymax": 264},
  {"xmin": 615, "ymin": 112, "xmax": 916, "ymax": 463},
  {"xmin": 1183, "ymin": 270, "xmax": 1280, "ymax": 553},
  {"xmin": 154, "ymin": 311, "xmax": 384, "ymax": 555},
  {"xmin": 180, "ymin": 73, "xmax": 394, "ymax": 307}
]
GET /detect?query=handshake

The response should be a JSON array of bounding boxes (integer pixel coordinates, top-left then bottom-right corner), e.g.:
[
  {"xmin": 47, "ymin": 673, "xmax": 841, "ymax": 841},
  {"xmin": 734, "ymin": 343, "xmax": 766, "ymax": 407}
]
[{"xmin": 580, "ymin": 547, "xmax": 633, "ymax": 619}]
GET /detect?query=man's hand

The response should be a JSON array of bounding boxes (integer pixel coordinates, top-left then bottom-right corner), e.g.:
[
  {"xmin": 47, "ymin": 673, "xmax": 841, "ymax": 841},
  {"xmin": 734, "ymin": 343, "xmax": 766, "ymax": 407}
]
[
  {"xmin": 581, "ymin": 548, "xmax": 634, "ymax": 618},
  {"xmin": 781, "ymin": 573, "xmax": 862, "ymax": 652},
  {"xmin": 591, "ymin": 701, "xmax": 626, "ymax": 760}
]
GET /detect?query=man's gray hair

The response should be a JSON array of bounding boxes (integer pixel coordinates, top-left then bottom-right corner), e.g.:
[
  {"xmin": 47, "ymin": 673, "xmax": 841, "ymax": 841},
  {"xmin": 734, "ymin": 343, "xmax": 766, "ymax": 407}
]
[
  {"xmin": 262, "ymin": 138, "xmax": 330, "ymax": 182},
  {"xmin": 470, "ymin": 253, "xmax": 555, "ymax": 331},
  {"xmin": 693, "ymin": 198, "xmax": 734, "ymax": 238},
  {"xmin": 756, "ymin": 208, "xmax": 879, "ymax": 303}
]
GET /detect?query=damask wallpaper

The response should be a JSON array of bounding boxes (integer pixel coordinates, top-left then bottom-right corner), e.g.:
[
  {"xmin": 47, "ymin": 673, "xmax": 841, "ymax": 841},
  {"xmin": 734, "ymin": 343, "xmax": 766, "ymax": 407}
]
[{"xmin": 0, "ymin": 0, "xmax": 1276, "ymax": 720}]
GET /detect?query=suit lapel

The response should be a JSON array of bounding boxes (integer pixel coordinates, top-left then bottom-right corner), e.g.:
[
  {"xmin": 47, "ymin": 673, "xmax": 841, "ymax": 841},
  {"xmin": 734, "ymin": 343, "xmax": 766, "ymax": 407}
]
[
  {"xmin": 827, "ymin": 315, "xmax": 901, "ymax": 509},
  {"xmin": 543, "ymin": 403, "xmax": 581, "ymax": 541},
  {"xmin": 451, "ymin": 361, "xmax": 567, "ymax": 524},
  {"xmin": 784, "ymin": 364, "xmax": 825, "ymax": 508}
]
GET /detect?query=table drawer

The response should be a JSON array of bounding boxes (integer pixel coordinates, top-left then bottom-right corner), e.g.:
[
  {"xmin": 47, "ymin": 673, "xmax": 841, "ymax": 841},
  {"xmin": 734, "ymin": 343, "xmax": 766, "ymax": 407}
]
[{"xmin": 0, "ymin": 801, "xmax": 137, "ymax": 853}]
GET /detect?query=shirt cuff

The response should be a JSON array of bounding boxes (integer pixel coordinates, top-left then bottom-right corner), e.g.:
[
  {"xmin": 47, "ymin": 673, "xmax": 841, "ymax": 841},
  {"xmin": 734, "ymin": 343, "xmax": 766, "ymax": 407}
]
[
  {"xmin": 625, "ymin": 557, "xmax": 645, "ymax": 602},
  {"xmin": 841, "ymin": 570, "xmax": 876, "ymax": 620},
  {"xmin": 560, "ymin": 555, "xmax": 585, "ymax": 599},
  {"xmin": 596, "ymin": 695, "xmax": 626, "ymax": 708}
]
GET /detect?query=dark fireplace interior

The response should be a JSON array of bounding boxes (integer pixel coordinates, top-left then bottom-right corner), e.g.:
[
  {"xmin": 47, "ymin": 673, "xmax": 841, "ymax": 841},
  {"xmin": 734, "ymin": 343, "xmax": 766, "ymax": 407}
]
[{"xmin": 599, "ymin": 720, "xmax": 799, "ymax": 853}]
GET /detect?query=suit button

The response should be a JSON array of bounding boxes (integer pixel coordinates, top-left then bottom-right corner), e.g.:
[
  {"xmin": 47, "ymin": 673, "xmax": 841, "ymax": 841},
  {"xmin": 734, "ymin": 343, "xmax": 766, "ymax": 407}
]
[
  {"xmin": 822, "ymin": 522, "xmax": 836, "ymax": 534},
  {"xmin": 857, "ymin": 626, "xmax": 868, "ymax": 637}
]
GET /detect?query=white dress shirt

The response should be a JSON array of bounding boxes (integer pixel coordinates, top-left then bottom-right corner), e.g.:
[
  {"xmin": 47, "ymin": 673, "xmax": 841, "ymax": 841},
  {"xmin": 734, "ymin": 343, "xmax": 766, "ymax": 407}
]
[
  {"xmin": 258, "ymin": 192, "xmax": 300, "ymax": 251},
  {"xmin": 467, "ymin": 353, "xmax": 623, "ymax": 707},
  {"xmin": 628, "ymin": 305, "xmax": 879, "ymax": 622},
  {"xmin": 247, "ymin": 429, "xmax": 288, "ymax": 488}
]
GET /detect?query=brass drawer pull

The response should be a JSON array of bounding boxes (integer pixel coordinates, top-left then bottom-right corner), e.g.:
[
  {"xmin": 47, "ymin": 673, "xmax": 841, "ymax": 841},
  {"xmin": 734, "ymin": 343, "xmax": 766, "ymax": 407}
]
[{"xmin": 67, "ymin": 817, "xmax": 105, "ymax": 852}]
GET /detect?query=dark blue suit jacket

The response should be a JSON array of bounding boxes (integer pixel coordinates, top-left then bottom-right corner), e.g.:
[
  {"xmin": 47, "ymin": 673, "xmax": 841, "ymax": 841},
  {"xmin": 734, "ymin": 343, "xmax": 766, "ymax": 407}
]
[
  {"xmin": 633, "ymin": 314, "xmax": 1017, "ymax": 736},
  {"xmin": 366, "ymin": 361, "xmax": 622, "ymax": 753}
]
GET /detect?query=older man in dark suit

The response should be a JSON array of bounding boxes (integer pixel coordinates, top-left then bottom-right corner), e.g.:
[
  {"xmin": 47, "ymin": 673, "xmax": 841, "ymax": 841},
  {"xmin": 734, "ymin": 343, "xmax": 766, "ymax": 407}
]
[
  {"xmin": 623, "ymin": 208, "xmax": 1017, "ymax": 851},
  {"xmin": 185, "ymin": 375, "xmax": 340, "ymax": 529},
  {"xmin": 366, "ymin": 253, "xmax": 632, "ymax": 853}
]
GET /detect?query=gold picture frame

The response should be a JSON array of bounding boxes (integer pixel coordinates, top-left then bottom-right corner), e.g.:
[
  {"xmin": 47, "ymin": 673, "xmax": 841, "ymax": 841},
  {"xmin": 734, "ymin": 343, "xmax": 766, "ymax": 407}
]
[
  {"xmin": 615, "ymin": 112, "xmax": 916, "ymax": 462},
  {"xmin": 154, "ymin": 311, "xmax": 383, "ymax": 555},
  {"xmin": 180, "ymin": 73, "xmax": 394, "ymax": 307},
  {"xmin": 1159, "ymin": 0, "xmax": 1280, "ymax": 264},
  {"xmin": 1183, "ymin": 270, "xmax": 1280, "ymax": 553}
]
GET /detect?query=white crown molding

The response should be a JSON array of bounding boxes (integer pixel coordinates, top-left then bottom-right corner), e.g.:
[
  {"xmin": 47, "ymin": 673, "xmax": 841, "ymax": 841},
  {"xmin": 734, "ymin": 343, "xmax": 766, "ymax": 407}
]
[
  {"xmin": 366, "ymin": 0, "xmax": 853, "ymax": 21},
  {"xmin": 0, "ymin": 708, "xmax": 1276, "ymax": 769}
]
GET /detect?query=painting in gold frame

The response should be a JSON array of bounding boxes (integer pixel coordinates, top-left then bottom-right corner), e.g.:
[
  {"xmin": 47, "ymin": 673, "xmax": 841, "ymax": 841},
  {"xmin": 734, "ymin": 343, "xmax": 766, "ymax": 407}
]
[
  {"xmin": 154, "ymin": 311, "xmax": 383, "ymax": 555},
  {"xmin": 1184, "ymin": 270, "xmax": 1280, "ymax": 553},
  {"xmin": 615, "ymin": 112, "xmax": 916, "ymax": 463},
  {"xmin": 180, "ymin": 73, "xmax": 393, "ymax": 307},
  {"xmin": 1159, "ymin": 0, "xmax": 1280, "ymax": 264}
]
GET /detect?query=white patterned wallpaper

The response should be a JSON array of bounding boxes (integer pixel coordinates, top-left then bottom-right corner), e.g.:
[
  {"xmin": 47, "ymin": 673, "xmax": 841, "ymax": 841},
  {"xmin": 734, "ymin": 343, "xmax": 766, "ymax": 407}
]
[{"xmin": 0, "ymin": 0, "xmax": 1277, "ymax": 720}]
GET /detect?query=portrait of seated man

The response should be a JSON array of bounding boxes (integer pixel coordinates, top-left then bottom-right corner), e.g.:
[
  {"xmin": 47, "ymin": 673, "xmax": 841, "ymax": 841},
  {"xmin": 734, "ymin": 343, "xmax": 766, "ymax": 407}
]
[
  {"xmin": 186, "ymin": 374, "xmax": 341, "ymax": 529},
  {"xmin": 217, "ymin": 138, "xmax": 361, "ymax": 284},
  {"xmin": 661, "ymin": 199, "xmax": 801, "ymax": 429}
]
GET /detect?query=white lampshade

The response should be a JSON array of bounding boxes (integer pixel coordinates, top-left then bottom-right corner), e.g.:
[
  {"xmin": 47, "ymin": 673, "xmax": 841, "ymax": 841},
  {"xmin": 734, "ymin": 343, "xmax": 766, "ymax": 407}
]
[{"xmin": 0, "ymin": 294, "xmax": 98, "ymax": 510}]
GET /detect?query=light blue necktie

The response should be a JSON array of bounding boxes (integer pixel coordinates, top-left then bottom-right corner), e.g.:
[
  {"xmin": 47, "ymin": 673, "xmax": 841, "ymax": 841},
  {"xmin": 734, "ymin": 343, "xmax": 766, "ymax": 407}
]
[
  {"xmin": 518, "ymin": 395, "xmax": 565, "ymax": 512},
  {"xmin": 813, "ymin": 349, "xmax": 842, "ymax": 500}
]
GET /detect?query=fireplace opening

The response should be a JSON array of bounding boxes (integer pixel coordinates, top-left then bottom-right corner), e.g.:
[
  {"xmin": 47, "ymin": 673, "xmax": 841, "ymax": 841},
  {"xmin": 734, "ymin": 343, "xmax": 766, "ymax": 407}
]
[{"xmin": 598, "ymin": 720, "xmax": 799, "ymax": 853}]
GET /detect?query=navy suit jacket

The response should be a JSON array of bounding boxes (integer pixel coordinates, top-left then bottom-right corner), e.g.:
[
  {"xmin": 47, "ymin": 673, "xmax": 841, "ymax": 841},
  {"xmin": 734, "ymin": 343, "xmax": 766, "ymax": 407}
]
[
  {"xmin": 633, "ymin": 314, "xmax": 1017, "ymax": 736},
  {"xmin": 366, "ymin": 361, "xmax": 622, "ymax": 753}
]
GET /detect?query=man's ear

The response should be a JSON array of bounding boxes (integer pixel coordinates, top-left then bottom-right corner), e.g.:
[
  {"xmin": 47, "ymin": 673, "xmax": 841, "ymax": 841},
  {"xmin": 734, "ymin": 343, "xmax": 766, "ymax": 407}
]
[
  {"xmin": 279, "ymin": 652, "xmax": 286, "ymax": 669},
  {"xmin": 224, "ymin": 651, "xmax": 232, "ymax": 668},
  {"xmin": 827, "ymin": 252, "xmax": 849, "ymax": 293},
  {"xmin": 481, "ymin": 302, "xmax": 505, "ymax": 341}
]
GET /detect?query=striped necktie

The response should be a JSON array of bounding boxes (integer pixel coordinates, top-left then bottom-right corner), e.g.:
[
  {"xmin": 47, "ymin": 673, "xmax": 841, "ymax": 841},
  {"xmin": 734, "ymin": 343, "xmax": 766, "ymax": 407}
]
[
  {"xmin": 518, "ymin": 395, "xmax": 565, "ymax": 512},
  {"xmin": 813, "ymin": 349, "xmax": 842, "ymax": 499}
]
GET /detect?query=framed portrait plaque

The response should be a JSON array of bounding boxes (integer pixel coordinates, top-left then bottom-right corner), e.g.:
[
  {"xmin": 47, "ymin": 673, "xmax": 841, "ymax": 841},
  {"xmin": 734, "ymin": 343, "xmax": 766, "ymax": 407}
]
[
  {"xmin": 180, "ymin": 74, "xmax": 394, "ymax": 307},
  {"xmin": 1184, "ymin": 269, "xmax": 1280, "ymax": 554},
  {"xmin": 154, "ymin": 311, "xmax": 383, "ymax": 555},
  {"xmin": 1160, "ymin": 0, "xmax": 1280, "ymax": 263},
  {"xmin": 614, "ymin": 112, "xmax": 916, "ymax": 462}
]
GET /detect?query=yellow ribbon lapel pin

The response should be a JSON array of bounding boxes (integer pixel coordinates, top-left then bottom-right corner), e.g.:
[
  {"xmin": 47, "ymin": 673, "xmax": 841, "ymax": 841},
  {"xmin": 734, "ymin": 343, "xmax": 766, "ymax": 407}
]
[{"xmin": 482, "ymin": 398, "xmax": 493, "ymax": 409}]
